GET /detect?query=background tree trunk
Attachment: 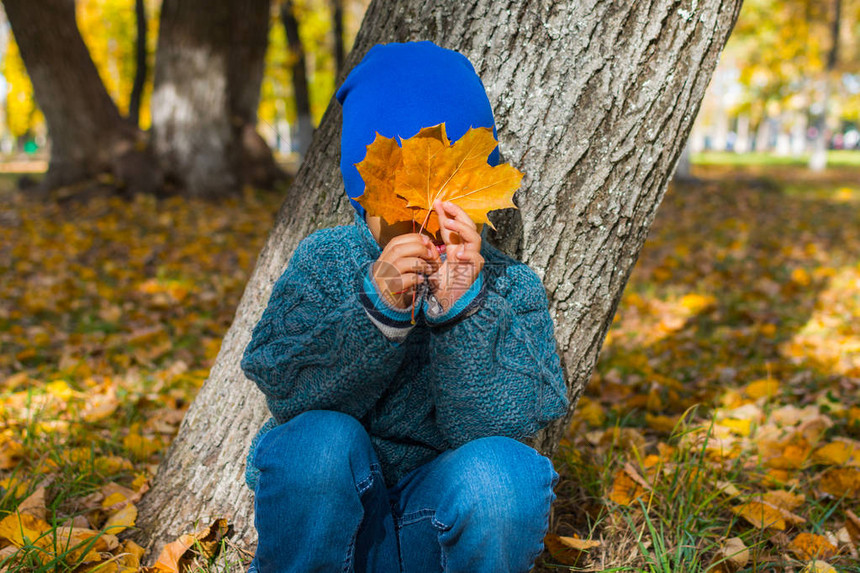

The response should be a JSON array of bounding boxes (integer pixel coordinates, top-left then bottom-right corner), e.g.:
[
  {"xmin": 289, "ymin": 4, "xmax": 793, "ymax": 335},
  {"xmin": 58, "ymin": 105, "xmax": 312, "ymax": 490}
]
[
  {"xmin": 809, "ymin": 0, "xmax": 841, "ymax": 171},
  {"xmin": 135, "ymin": 0, "xmax": 742, "ymax": 562},
  {"xmin": 150, "ymin": 0, "xmax": 282, "ymax": 197},
  {"xmin": 128, "ymin": 0, "xmax": 148, "ymax": 128},
  {"xmin": 281, "ymin": 0, "xmax": 314, "ymax": 160},
  {"xmin": 331, "ymin": 0, "xmax": 346, "ymax": 76},
  {"xmin": 673, "ymin": 139, "xmax": 695, "ymax": 182},
  {"xmin": 3, "ymin": 0, "xmax": 156, "ymax": 194}
]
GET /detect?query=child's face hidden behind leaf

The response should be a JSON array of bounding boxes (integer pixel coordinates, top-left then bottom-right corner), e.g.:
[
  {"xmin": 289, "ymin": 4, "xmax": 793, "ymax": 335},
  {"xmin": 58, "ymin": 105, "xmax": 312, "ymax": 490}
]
[{"xmin": 367, "ymin": 215, "xmax": 484, "ymax": 249}]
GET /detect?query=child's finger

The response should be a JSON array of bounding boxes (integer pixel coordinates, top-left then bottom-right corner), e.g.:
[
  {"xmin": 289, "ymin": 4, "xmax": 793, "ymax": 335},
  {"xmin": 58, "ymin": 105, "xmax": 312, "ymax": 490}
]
[
  {"xmin": 441, "ymin": 201, "xmax": 477, "ymax": 231},
  {"xmin": 433, "ymin": 199, "xmax": 455, "ymax": 245},
  {"xmin": 443, "ymin": 218, "xmax": 481, "ymax": 249},
  {"xmin": 384, "ymin": 236, "xmax": 433, "ymax": 262},
  {"xmin": 417, "ymin": 234, "xmax": 442, "ymax": 264},
  {"xmin": 395, "ymin": 256, "xmax": 433, "ymax": 276}
]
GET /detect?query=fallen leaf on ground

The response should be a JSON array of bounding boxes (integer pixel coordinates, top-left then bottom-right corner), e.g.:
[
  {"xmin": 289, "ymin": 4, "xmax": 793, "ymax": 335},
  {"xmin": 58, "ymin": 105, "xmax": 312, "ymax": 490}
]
[
  {"xmin": 745, "ymin": 378, "xmax": 779, "ymax": 399},
  {"xmin": 789, "ymin": 532, "xmax": 837, "ymax": 560},
  {"xmin": 147, "ymin": 518, "xmax": 229, "ymax": 573},
  {"xmin": 801, "ymin": 560, "xmax": 837, "ymax": 573},
  {"xmin": 0, "ymin": 513, "xmax": 51, "ymax": 547},
  {"xmin": 708, "ymin": 536, "xmax": 749, "ymax": 573},
  {"xmin": 543, "ymin": 533, "xmax": 599, "ymax": 566},
  {"xmin": 102, "ymin": 503, "xmax": 137, "ymax": 535},
  {"xmin": 819, "ymin": 468, "xmax": 860, "ymax": 498},
  {"xmin": 844, "ymin": 509, "xmax": 860, "ymax": 545},
  {"xmin": 762, "ymin": 489, "xmax": 805, "ymax": 512},
  {"xmin": 733, "ymin": 501, "xmax": 785, "ymax": 530},
  {"xmin": 812, "ymin": 440, "xmax": 857, "ymax": 466},
  {"xmin": 17, "ymin": 486, "xmax": 46, "ymax": 521},
  {"xmin": 608, "ymin": 468, "xmax": 647, "ymax": 506}
]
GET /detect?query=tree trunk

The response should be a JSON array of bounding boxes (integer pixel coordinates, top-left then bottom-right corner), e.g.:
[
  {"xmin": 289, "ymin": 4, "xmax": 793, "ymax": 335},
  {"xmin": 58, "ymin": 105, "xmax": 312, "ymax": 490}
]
[
  {"xmin": 128, "ymin": 0, "xmax": 147, "ymax": 128},
  {"xmin": 135, "ymin": 0, "xmax": 742, "ymax": 562},
  {"xmin": 281, "ymin": 0, "xmax": 314, "ymax": 160},
  {"xmin": 331, "ymin": 0, "xmax": 346, "ymax": 76},
  {"xmin": 3, "ymin": 0, "xmax": 157, "ymax": 194},
  {"xmin": 810, "ymin": 0, "xmax": 841, "ymax": 171},
  {"xmin": 673, "ymin": 138, "xmax": 694, "ymax": 182},
  {"xmin": 150, "ymin": 0, "xmax": 282, "ymax": 197}
]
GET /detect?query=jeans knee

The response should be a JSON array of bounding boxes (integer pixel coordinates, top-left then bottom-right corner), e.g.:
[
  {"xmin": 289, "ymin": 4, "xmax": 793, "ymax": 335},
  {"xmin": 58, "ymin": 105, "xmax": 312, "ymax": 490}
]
[
  {"xmin": 254, "ymin": 410, "xmax": 372, "ymax": 491},
  {"xmin": 437, "ymin": 437, "xmax": 557, "ymax": 531}
]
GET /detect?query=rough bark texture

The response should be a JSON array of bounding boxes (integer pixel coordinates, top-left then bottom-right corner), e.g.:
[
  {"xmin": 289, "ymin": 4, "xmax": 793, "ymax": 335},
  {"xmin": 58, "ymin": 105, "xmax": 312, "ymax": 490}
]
[
  {"xmin": 3, "ymin": 0, "xmax": 156, "ymax": 194},
  {"xmin": 150, "ymin": 0, "xmax": 282, "ymax": 197},
  {"xmin": 135, "ymin": 0, "xmax": 742, "ymax": 562}
]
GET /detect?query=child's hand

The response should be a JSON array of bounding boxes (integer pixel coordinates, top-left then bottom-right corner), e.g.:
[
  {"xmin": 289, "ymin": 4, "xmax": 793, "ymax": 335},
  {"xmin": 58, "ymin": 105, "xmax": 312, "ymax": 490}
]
[
  {"xmin": 372, "ymin": 233, "xmax": 438, "ymax": 309},
  {"xmin": 426, "ymin": 200, "xmax": 484, "ymax": 313}
]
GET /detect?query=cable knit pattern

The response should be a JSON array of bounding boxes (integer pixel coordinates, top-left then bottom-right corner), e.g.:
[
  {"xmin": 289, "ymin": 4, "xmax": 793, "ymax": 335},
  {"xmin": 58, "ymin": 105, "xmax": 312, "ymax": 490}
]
[{"xmin": 242, "ymin": 212, "xmax": 569, "ymax": 490}]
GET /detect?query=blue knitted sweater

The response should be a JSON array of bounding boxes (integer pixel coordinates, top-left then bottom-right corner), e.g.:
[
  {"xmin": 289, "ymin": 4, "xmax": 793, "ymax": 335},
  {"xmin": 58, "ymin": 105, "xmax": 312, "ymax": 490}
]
[{"xmin": 241, "ymin": 212, "xmax": 569, "ymax": 490}]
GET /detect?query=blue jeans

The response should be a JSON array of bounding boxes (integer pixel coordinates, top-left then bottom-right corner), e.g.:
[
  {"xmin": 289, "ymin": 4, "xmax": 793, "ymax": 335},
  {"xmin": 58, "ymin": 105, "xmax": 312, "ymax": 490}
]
[{"xmin": 249, "ymin": 410, "xmax": 558, "ymax": 573}]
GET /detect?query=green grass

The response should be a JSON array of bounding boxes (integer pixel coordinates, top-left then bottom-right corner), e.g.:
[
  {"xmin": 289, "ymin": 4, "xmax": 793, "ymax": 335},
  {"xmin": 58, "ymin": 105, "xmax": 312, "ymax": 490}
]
[{"xmin": 693, "ymin": 150, "xmax": 860, "ymax": 168}]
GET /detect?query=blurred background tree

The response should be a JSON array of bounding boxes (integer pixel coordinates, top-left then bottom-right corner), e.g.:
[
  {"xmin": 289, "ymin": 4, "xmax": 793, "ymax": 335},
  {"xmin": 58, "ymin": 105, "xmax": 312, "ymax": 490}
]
[
  {"xmin": 693, "ymin": 0, "xmax": 860, "ymax": 167},
  {"xmin": 0, "ymin": 0, "xmax": 369, "ymax": 197},
  {"xmin": 0, "ymin": 0, "xmax": 855, "ymax": 190}
]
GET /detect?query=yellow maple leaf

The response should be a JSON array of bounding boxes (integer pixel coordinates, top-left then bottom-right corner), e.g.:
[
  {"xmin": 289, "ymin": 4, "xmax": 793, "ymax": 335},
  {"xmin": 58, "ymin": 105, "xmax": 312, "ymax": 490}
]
[
  {"xmin": 355, "ymin": 133, "xmax": 411, "ymax": 226},
  {"xmin": 355, "ymin": 124, "xmax": 522, "ymax": 235}
]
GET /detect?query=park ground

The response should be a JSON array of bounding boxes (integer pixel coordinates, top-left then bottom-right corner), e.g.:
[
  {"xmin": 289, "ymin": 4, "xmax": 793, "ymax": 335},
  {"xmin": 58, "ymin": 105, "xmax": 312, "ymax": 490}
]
[{"xmin": 0, "ymin": 157, "xmax": 859, "ymax": 571}]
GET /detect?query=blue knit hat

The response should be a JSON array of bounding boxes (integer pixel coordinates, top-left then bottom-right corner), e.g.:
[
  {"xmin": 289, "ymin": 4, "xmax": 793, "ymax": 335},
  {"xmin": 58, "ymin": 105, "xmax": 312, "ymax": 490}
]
[{"xmin": 336, "ymin": 41, "xmax": 499, "ymax": 219}]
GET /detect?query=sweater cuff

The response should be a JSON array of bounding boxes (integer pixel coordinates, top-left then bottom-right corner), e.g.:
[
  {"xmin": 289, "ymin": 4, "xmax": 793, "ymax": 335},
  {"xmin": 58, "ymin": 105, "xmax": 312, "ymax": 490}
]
[
  {"xmin": 423, "ymin": 272, "xmax": 486, "ymax": 327},
  {"xmin": 357, "ymin": 267, "xmax": 417, "ymax": 344}
]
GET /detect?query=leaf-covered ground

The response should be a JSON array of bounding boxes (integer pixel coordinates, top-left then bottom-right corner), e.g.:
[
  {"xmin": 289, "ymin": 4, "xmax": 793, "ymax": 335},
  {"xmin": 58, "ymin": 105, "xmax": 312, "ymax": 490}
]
[
  {"xmin": 0, "ymin": 182, "xmax": 282, "ymax": 571},
  {"xmin": 542, "ymin": 166, "xmax": 860, "ymax": 572},
  {"xmin": 0, "ymin": 166, "xmax": 858, "ymax": 571}
]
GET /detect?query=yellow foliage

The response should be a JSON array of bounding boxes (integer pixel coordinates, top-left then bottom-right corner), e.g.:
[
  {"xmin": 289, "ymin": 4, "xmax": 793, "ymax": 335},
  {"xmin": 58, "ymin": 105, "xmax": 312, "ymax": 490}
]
[
  {"xmin": 801, "ymin": 562, "xmax": 837, "ymax": 573},
  {"xmin": 732, "ymin": 501, "xmax": 787, "ymax": 530},
  {"xmin": 819, "ymin": 468, "xmax": 860, "ymax": 499},
  {"xmin": 102, "ymin": 503, "xmax": 137, "ymax": 535},
  {"xmin": 788, "ymin": 532, "xmax": 837, "ymax": 561},
  {"xmin": 1, "ymin": 37, "xmax": 42, "ymax": 137},
  {"xmin": 812, "ymin": 440, "xmax": 857, "ymax": 466},
  {"xmin": 608, "ymin": 468, "xmax": 647, "ymax": 506},
  {"xmin": 577, "ymin": 397, "xmax": 606, "ymax": 427},
  {"xmin": 719, "ymin": 418, "xmax": 753, "ymax": 437},
  {"xmin": 745, "ymin": 378, "xmax": 779, "ymax": 399}
]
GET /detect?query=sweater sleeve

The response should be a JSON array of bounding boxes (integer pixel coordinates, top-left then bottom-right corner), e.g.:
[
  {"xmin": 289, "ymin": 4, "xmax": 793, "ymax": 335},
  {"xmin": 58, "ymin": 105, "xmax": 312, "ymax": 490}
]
[
  {"xmin": 428, "ymin": 263, "xmax": 569, "ymax": 448},
  {"xmin": 241, "ymin": 234, "xmax": 407, "ymax": 423},
  {"xmin": 358, "ymin": 267, "xmax": 420, "ymax": 344}
]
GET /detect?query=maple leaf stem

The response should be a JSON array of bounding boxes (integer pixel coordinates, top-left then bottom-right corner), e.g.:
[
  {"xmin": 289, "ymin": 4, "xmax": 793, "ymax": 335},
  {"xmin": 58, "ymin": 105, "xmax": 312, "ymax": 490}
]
[
  {"xmin": 410, "ymin": 211, "xmax": 436, "ymax": 324},
  {"xmin": 418, "ymin": 208, "xmax": 433, "ymax": 235},
  {"xmin": 411, "ymin": 216, "xmax": 420, "ymax": 324}
]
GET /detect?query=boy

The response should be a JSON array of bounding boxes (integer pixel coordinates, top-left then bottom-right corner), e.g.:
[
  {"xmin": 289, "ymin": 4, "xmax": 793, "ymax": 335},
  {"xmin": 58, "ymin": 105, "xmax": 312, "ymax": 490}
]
[{"xmin": 242, "ymin": 41, "xmax": 568, "ymax": 573}]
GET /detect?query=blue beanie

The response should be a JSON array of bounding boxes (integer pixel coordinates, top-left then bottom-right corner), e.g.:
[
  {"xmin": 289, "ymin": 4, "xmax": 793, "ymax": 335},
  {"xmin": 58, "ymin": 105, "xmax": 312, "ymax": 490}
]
[{"xmin": 336, "ymin": 41, "xmax": 499, "ymax": 219}]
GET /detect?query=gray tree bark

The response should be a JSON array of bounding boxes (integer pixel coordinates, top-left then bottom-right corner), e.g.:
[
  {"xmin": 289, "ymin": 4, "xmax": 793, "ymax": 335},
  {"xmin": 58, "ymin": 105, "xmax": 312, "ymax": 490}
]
[
  {"xmin": 150, "ymin": 0, "xmax": 283, "ymax": 197},
  {"xmin": 135, "ymin": 0, "xmax": 743, "ymax": 563},
  {"xmin": 3, "ymin": 0, "xmax": 157, "ymax": 194}
]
